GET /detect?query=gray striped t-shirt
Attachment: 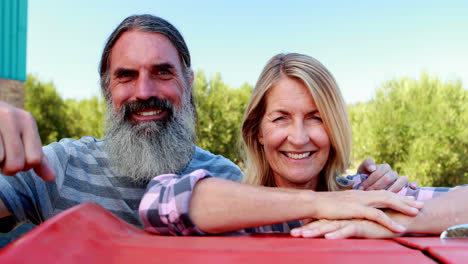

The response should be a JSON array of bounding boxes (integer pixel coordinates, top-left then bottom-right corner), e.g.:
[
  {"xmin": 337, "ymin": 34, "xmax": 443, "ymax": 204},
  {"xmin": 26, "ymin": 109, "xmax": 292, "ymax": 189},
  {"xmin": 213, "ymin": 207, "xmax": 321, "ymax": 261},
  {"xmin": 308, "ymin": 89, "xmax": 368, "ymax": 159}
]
[{"xmin": 0, "ymin": 136, "xmax": 243, "ymax": 230}]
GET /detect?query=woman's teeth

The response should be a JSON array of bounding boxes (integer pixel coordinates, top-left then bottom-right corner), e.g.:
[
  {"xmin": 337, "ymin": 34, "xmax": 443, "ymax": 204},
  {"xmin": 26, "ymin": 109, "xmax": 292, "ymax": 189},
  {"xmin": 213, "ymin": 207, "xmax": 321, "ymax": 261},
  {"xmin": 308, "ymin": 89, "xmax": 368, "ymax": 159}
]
[{"xmin": 285, "ymin": 152, "xmax": 311, "ymax": 159}]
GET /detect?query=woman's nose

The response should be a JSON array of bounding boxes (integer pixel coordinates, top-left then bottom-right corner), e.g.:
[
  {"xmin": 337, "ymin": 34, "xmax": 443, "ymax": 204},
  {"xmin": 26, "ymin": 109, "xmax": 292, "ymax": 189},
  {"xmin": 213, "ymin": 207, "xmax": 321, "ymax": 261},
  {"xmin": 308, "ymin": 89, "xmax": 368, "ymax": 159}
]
[{"xmin": 288, "ymin": 122, "xmax": 309, "ymax": 146}]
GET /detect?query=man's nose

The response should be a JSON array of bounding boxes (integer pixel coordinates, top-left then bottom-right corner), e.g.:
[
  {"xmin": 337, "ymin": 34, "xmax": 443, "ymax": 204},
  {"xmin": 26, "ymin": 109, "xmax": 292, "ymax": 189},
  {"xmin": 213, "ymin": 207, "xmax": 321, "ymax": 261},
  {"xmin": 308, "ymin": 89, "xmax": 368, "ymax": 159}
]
[{"xmin": 135, "ymin": 73, "xmax": 158, "ymax": 100}]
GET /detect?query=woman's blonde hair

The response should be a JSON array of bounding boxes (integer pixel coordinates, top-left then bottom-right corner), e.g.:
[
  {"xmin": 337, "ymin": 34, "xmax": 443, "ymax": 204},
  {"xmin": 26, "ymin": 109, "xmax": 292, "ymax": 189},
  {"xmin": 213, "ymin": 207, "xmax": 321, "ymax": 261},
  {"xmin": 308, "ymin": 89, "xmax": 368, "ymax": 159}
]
[{"xmin": 241, "ymin": 53, "xmax": 351, "ymax": 191}]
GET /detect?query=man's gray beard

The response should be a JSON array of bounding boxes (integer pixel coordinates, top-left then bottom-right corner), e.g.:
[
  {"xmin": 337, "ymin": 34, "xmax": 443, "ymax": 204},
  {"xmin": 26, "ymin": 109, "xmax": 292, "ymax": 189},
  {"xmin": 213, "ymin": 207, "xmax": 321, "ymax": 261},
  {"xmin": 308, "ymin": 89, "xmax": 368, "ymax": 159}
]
[{"xmin": 103, "ymin": 97, "xmax": 197, "ymax": 183}]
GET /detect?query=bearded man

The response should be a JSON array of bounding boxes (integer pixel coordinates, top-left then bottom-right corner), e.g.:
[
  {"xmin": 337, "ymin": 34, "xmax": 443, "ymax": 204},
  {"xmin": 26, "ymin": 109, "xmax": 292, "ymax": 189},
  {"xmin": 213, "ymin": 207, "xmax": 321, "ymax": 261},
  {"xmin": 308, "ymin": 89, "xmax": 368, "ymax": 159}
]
[
  {"xmin": 0, "ymin": 14, "xmax": 408, "ymax": 234},
  {"xmin": 0, "ymin": 14, "xmax": 242, "ymax": 229}
]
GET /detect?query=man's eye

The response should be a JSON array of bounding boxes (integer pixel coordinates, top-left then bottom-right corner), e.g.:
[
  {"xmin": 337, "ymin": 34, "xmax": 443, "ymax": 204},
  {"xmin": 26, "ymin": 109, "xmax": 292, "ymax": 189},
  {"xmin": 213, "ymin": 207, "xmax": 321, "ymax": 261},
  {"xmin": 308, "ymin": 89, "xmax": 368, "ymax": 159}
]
[
  {"xmin": 121, "ymin": 72, "xmax": 131, "ymax": 77},
  {"xmin": 155, "ymin": 69, "xmax": 173, "ymax": 80},
  {"xmin": 117, "ymin": 71, "xmax": 135, "ymax": 79}
]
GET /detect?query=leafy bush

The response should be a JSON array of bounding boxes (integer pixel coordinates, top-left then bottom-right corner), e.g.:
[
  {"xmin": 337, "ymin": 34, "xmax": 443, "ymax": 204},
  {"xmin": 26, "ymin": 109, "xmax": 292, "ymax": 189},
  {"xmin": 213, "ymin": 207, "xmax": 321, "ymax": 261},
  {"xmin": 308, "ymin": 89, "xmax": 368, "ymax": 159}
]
[{"xmin": 349, "ymin": 73, "xmax": 467, "ymax": 186}]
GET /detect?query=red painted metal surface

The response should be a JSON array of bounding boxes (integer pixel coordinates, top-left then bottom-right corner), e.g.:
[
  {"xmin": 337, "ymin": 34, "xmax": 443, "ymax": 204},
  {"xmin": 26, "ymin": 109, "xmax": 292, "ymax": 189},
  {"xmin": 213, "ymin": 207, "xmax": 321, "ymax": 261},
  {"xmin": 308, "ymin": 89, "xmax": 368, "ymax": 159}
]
[
  {"xmin": 394, "ymin": 237, "xmax": 468, "ymax": 264},
  {"xmin": 0, "ymin": 203, "xmax": 438, "ymax": 264}
]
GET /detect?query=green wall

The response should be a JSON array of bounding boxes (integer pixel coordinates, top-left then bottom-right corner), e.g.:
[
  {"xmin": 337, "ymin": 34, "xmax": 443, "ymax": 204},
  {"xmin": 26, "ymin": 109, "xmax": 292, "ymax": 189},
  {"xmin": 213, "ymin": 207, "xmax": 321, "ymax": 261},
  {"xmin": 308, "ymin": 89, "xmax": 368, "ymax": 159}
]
[{"xmin": 0, "ymin": 0, "xmax": 28, "ymax": 81}]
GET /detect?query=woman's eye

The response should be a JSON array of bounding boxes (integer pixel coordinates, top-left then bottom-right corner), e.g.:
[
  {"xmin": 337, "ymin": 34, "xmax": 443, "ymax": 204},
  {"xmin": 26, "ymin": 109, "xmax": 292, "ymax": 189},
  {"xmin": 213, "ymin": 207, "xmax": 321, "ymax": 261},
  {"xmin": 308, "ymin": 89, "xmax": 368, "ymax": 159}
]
[{"xmin": 273, "ymin": 116, "xmax": 285, "ymax": 122}]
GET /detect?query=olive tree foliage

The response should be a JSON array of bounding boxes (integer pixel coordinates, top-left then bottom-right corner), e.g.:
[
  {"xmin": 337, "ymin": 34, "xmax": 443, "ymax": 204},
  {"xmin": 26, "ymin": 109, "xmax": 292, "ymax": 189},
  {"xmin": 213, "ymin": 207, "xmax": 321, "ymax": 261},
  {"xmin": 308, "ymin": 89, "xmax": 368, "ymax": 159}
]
[
  {"xmin": 25, "ymin": 75, "xmax": 72, "ymax": 144},
  {"xmin": 64, "ymin": 97, "xmax": 105, "ymax": 140},
  {"xmin": 25, "ymin": 75, "xmax": 105, "ymax": 145},
  {"xmin": 349, "ymin": 73, "xmax": 467, "ymax": 186},
  {"xmin": 193, "ymin": 70, "xmax": 252, "ymax": 164}
]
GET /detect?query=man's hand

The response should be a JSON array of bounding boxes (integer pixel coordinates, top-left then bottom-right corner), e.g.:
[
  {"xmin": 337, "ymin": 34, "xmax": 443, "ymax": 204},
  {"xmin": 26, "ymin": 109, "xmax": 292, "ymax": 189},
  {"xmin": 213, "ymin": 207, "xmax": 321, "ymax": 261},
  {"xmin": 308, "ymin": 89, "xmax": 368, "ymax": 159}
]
[
  {"xmin": 357, "ymin": 158, "xmax": 418, "ymax": 192},
  {"xmin": 0, "ymin": 101, "xmax": 55, "ymax": 181}
]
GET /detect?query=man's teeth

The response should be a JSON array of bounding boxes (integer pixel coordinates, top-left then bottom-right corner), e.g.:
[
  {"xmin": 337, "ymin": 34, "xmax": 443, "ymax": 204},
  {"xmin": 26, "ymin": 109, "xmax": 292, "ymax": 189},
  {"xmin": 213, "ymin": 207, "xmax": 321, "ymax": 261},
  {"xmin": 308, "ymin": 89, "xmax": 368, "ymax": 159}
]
[
  {"xmin": 285, "ymin": 152, "xmax": 311, "ymax": 159},
  {"xmin": 136, "ymin": 110, "xmax": 162, "ymax": 116}
]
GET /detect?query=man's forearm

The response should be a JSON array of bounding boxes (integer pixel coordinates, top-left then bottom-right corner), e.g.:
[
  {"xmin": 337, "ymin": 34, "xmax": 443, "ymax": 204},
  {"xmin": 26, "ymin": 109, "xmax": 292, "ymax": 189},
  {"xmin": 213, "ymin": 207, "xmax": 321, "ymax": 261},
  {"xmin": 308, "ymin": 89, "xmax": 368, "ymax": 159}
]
[{"xmin": 392, "ymin": 186, "xmax": 468, "ymax": 235}]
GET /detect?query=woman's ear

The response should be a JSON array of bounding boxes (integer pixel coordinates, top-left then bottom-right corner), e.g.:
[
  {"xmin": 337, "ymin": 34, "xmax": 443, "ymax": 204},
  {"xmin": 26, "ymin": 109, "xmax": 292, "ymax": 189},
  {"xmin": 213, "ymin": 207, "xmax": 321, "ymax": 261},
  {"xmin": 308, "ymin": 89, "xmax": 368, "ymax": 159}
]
[{"xmin": 258, "ymin": 131, "xmax": 264, "ymax": 145}]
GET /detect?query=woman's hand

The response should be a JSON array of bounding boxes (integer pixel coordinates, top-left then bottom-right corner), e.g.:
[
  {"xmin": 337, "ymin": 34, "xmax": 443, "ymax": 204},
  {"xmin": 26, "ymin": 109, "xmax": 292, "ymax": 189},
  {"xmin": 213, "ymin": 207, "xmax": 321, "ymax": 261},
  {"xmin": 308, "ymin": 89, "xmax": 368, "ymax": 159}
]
[
  {"xmin": 309, "ymin": 190, "xmax": 422, "ymax": 233},
  {"xmin": 291, "ymin": 218, "xmax": 399, "ymax": 239}
]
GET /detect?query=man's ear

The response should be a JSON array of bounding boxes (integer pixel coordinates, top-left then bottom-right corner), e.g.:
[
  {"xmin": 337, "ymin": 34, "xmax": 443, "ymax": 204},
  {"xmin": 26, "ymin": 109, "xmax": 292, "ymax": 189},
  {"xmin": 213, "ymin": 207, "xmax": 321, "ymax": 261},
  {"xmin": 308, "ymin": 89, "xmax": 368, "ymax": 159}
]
[{"xmin": 187, "ymin": 70, "xmax": 194, "ymax": 92}]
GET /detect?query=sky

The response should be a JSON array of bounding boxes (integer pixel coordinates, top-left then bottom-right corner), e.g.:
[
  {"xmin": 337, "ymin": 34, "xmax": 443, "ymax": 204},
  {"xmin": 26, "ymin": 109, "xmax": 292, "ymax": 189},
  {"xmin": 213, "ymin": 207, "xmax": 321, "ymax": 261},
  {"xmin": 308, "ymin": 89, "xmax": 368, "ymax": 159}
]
[{"xmin": 27, "ymin": 0, "xmax": 468, "ymax": 104}]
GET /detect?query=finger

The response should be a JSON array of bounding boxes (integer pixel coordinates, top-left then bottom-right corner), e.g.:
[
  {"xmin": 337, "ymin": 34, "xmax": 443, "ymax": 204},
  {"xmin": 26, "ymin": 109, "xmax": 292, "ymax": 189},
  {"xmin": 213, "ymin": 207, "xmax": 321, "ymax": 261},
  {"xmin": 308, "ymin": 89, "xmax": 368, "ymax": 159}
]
[
  {"xmin": 33, "ymin": 156, "xmax": 56, "ymax": 182},
  {"xmin": 409, "ymin": 181, "xmax": 419, "ymax": 190},
  {"xmin": 0, "ymin": 113, "xmax": 25, "ymax": 175},
  {"xmin": 302, "ymin": 221, "xmax": 345, "ymax": 238},
  {"xmin": 368, "ymin": 170, "xmax": 398, "ymax": 191},
  {"xmin": 356, "ymin": 158, "xmax": 376, "ymax": 175},
  {"xmin": 21, "ymin": 112, "xmax": 43, "ymax": 171},
  {"xmin": 389, "ymin": 191, "xmax": 424, "ymax": 210},
  {"xmin": 291, "ymin": 221, "xmax": 325, "ymax": 237},
  {"xmin": 291, "ymin": 220, "xmax": 341, "ymax": 238},
  {"xmin": 387, "ymin": 176, "xmax": 409, "ymax": 193},
  {"xmin": 361, "ymin": 164, "xmax": 392, "ymax": 190},
  {"xmin": 360, "ymin": 207, "xmax": 406, "ymax": 233},
  {"xmin": 404, "ymin": 197, "xmax": 424, "ymax": 210},
  {"xmin": 382, "ymin": 193, "xmax": 423, "ymax": 210},
  {"xmin": 325, "ymin": 224, "xmax": 361, "ymax": 239},
  {"xmin": 371, "ymin": 192, "xmax": 423, "ymax": 215}
]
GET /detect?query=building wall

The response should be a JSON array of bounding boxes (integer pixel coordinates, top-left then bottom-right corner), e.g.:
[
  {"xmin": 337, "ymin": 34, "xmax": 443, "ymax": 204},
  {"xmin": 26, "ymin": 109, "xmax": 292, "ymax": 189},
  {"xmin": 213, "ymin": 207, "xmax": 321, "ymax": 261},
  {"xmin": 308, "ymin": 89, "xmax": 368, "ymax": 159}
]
[
  {"xmin": 1, "ymin": 0, "xmax": 28, "ymax": 109},
  {"xmin": 0, "ymin": 79, "xmax": 24, "ymax": 108},
  {"xmin": 1, "ymin": 0, "xmax": 28, "ymax": 81}
]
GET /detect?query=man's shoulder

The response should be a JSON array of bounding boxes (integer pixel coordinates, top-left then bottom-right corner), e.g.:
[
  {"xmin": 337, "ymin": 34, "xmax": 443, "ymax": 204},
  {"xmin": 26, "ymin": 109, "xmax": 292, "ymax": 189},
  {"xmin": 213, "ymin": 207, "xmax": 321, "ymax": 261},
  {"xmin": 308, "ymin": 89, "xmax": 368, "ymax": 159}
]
[
  {"xmin": 43, "ymin": 136, "xmax": 105, "ymax": 160},
  {"xmin": 46, "ymin": 136, "xmax": 103, "ymax": 151},
  {"xmin": 183, "ymin": 146, "xmax": 243, "ymax": 181},
  {"xmin": 191, "ymin": 146, "xmax": 240, "ymax": 169}
]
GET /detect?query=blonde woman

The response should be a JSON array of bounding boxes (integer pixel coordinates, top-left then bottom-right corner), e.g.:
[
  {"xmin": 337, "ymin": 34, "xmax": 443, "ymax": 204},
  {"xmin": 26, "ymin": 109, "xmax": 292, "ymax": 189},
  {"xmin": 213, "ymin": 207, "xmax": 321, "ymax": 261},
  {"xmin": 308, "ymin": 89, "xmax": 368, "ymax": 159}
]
[
  {"xmin": 239, "ymin": 53, "xmax": 467, "ymax": 238},
  {"xmin": 242, "ymin": 53, "xmax": 353, "ymax": 192}
]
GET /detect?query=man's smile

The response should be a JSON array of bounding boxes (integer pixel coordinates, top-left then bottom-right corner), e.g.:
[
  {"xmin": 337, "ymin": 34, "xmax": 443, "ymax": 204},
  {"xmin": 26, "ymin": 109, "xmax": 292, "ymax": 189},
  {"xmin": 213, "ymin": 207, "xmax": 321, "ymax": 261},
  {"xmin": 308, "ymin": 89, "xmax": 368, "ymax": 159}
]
[{"xmin": 130, "ymin": 108, "xmax": 168, "ymax": 121}]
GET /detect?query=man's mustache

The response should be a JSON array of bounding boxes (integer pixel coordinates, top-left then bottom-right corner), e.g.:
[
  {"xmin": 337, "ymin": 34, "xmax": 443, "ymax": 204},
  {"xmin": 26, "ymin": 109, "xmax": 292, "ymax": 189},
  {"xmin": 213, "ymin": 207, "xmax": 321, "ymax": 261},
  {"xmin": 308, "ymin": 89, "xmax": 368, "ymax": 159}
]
[{"xmin": 120, "ymin": 97, "xmax": 174, "ymax": 122}]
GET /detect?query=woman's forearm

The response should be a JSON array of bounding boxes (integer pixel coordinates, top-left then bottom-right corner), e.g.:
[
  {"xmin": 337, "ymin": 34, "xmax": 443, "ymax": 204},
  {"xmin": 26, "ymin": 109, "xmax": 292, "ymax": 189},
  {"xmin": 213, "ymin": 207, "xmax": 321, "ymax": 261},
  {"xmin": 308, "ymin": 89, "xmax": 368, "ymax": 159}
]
[
  {"xmin": 189, "ymin": 178, "xmax": 421, "ymax": 234},
  {"xmin": 189, "ymin": 177, "xmax": 315, "ymax": 233}
]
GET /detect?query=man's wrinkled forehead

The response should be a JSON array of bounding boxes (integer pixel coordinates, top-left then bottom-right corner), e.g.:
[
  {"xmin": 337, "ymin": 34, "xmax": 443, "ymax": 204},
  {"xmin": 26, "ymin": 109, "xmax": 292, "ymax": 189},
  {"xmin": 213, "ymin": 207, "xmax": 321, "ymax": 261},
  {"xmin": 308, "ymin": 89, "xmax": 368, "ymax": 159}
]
[{"xmin": 108, "ymin": 30, "xmax": 185, "ymax": 73}]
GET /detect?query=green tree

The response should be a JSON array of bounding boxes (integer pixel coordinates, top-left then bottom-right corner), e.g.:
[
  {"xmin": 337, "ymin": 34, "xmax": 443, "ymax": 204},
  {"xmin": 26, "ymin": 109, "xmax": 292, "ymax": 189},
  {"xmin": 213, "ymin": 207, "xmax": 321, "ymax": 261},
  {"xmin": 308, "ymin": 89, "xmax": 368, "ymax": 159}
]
[
  {"xmin": 25, "ymin": 75, "xmax": 71, "ymax": 145},
  {"xmin": 25, "ymin": 75, "xmax": 106, "ymax": 145},
  {"xmin": 65, "ymin": 97, "xmax": 105, "ymax": 139},
  {"xmin": 194, "ymin": 70, "xmax": 252, "ymax": 164},
  {"xmin": 349, "ymin": 73, "xmax": 468, "ymax": 186}
]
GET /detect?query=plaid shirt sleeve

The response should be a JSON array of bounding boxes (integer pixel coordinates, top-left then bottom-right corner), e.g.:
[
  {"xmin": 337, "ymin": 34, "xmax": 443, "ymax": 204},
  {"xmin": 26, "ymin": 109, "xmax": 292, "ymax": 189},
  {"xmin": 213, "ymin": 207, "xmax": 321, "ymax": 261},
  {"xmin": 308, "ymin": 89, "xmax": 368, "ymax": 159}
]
[
  {"xmin": 139, "ymin": 169, "xmax": 213, "ymax": 236},
  {"xmin": 344, "ymin": 174, "xmax": 465, "ymax": 200}
]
